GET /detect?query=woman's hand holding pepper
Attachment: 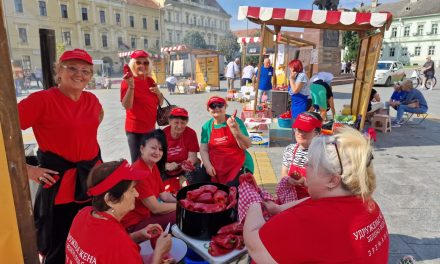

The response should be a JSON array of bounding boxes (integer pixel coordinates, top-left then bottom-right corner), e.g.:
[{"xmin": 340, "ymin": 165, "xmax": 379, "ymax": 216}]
[
  {"xmin": 226, "ymin": 116, "xmax": 240, "ymax": 136},
  {"xmin": 151, "ymin": 232, "xmax": 173, "ymax": 264},
  {"xmin": 287, "ymin": 176, "xmax": 305, "ymax": 186},
  {"xmin": 26, "ymin": 164, "xmax": 58, "ymax": 185}
]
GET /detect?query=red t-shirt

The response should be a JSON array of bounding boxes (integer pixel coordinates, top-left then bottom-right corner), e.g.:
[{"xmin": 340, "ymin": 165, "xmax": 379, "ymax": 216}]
[
  {"xmin": 259, "ymin": 196, "xmax": 389, "ymax": 264},
  {"xmin": 66, "ymin": 206, "xmax": 142, "ymax": 264},
  {"xmin": 18, "ymin": 87, "xmax": 101, "ymax": 162},
  {"xmin": 121, "ymin": 160, "xmax": 165, "ymax": 228},
  {"xmin": 120, "ymin": 77, "xmax": 159, "ymax": 133},
  {"xmin": 163, "ymin": 126, "xmax": 199, "ymax": 171}
]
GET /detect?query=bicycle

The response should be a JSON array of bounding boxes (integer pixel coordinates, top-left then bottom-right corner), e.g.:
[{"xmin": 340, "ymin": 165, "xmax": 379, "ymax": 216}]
[{"xmin": 411, "ymin": 69, "xmax": 436, "ymax": 90}]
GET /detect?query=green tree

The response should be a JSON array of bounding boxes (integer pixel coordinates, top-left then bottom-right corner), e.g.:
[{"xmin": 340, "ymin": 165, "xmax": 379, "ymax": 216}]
[
  {"xmin": 342, "ymin": 30, "xmax": 359, "ymax": 62},
  {"xmin": 217, "ymin": 31, "xmax": 240, "ymax": 62},
  {"xmin": 183, "ymin": 31, "xmax": 207, "ymax": 49},
  {"xmin": 56, "ymin": 43, "xmax": 66, "ymax": 59}
]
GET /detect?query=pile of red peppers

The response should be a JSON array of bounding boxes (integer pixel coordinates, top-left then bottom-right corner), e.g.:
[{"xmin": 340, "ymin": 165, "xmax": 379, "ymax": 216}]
[
  {"xmin": 278, "ymin": 110, "xmax": 292, "ymax": 119},
  {"xmin": 179, "ymin": 185, "xmax": 237, "ymax": 213},
  {"xmin": 208, "ymin": 222, "xmax": 245, "ymax": 256}
]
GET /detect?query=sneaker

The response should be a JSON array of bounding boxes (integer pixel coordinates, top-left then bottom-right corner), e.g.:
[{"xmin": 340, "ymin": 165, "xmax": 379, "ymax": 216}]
[{"xmin": 391, "ymin": 121, "xmax": 401, "ymax": 127}]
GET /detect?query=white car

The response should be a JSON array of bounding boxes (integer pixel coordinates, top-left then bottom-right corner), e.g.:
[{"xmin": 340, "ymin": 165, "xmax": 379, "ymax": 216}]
[{"xmin": 374, "ymin": 61, "xmax": 406, "ymax": 86}]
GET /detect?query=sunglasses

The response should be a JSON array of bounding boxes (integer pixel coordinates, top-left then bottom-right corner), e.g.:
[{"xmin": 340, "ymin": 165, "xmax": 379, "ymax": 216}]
[
  {"xmin": 209, "ymin": 103, "xmax": 225, "ymax": 109},
  {"xmin": 61, "ymin": 65, "xmax": 93, "ymax": 77},
  {"xmin": 328, "ymin": 137, "xmax": 344, "ymax": 176},
  {"xmin": 135, "ymin": 61, "xmax": 149, "ymax": 66}
]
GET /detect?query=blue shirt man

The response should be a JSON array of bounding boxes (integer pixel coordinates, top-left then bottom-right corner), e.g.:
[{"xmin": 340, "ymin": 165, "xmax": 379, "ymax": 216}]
[{"xmin": 254, "ymin": 58, "xmax": 274, "ymax": 103}]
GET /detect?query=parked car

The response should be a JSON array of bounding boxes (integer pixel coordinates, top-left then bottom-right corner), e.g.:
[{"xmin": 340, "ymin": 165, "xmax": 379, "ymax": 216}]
[{"xmin": 374, "ymin": 61, "xmax": 406, "ymax": 86}]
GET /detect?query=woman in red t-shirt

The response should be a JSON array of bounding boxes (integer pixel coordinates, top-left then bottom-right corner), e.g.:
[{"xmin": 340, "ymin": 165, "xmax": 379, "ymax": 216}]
[
  {"xmin": 241, "ymin": 127, "xmax": 389, "ymax": 263},
  {"xmin": 67, "ymin": 160, "xmax": 173, "ymax": 264},
  {"xmin": 162, "ymin": 107, "xmax": 200, "ymax": 193},
  {"xmin": 121, "ymin": 50, "xmax": 164, "ymax": 163},
  {"xmin": 18, "ymin": 49, "xmax": 103, "ymax": 264},
  {"xmin": 122, "ymin": 129, "xmax": 177, "ymax": 231}
]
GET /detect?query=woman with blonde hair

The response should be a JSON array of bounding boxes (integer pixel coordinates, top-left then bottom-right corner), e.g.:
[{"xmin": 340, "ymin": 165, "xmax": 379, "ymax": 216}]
[
  {"xmin": 241, "ymin": 127, "xmax": 389, "ymax": 263},
  {"xmin": 121, "ymin": 50, "xmax": 164, "ymax": 162}
]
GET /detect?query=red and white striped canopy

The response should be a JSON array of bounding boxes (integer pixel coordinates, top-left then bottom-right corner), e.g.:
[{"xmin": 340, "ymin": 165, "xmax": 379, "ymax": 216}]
[
  {"xmin": 118, "ymin": 50, "xmax": 162, "ymax": 59},
  {"xmin": 237, "ymin": 37, "xmax": 261, "ymax": 44},
  {"xmin": 160, "ymin": 45, "xmax": 188, "ymax": 53},
  {"xmin": 238, "ymin": 6, "xmax": 392, "ymax": 31}
]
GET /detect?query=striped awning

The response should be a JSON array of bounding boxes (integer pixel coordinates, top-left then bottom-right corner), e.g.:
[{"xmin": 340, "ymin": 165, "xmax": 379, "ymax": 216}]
[
  {"xmin": 237, "ymin": 37, "xmax": 261, "ymax": 44},
  {"xmin": 118, "ymin": 51, "xmax": 162, "ymax": 59},
  {"xmin": 160, "ymin": 45, "xmax": 188, "ymax": 53},
  {"xmin": 238, "ymin": 6, "xmax": 392, "ymax": 30}
]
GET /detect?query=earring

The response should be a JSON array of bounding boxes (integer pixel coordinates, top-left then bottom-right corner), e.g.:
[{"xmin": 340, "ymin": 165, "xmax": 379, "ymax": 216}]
[{"xmin": 110, "ymin": 208, "xmax": 115, "ymax": 213}]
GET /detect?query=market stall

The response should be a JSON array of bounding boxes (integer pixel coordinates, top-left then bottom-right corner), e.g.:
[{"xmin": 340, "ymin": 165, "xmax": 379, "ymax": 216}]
[{"xmin": 238, "ymin": 6, "xmax": 393, "ymax": 130}]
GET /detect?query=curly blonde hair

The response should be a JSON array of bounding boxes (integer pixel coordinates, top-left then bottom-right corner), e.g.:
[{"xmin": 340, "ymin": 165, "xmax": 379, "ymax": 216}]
[{"xmin": 128, "ymin": 58, "xmax": 152, "ymax": 77}]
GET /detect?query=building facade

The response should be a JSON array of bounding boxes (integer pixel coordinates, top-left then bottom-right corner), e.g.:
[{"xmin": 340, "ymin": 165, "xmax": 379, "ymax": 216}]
[
  {"xmin": 153, "ymin": 0, "xmax": 231, "ymax": 49},
  {"xmin": 4, "ymin": 0, "xmax": 161, "ymax": 74},
  {"xmin": 374, "ymin": 0, "xmax": 440, "ymax": 66}
]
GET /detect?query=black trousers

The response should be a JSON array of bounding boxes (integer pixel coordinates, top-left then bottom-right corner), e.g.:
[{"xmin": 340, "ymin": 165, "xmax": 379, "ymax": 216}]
[
  {"xmin": 126, "ymin": 132, "xmax": 148, "ymax": 163},
  {"xmin": 43, "ymin": 202, "xmax": 88, "ymax": 264}
]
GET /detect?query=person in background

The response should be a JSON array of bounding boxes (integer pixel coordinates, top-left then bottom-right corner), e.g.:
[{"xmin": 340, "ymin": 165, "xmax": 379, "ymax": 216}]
[
  {"xmin": 18, "ymin": 49, "xmax": 103, "ymax": 263},
  {"xmin": 225, "ymin": 58, "xmax": 240, "ymax": 91},
  {"xmin": 386, "ymin": 81, "xmax": 407, "ymax": 113},
  {"xmin": 242, "ymin": 127, "xmax": 389, "ymax": 263},
  {"xmin": 242, "ymin": 61, "xmax": 255, "ymax": 86},
  {"xmin": 166, "ymin": 75, "xmax": 177, "ymax": 94},
  {"xmin": 198, "ymin": 96, "xmax": 253, "ymax": 187},
  {"xmin": 121, "ymin": 50, "xmax": 164, "ymax": 163},
  {"xmin": 66, "ymin": 160, "xmax": 173, "ymax": 264},
  {"xmin": 392, "ymin": 80, "xmax": 428, "ymax": 127},
  {"xmin": 345, "ymin": 60, "xmax": 352, "ymax": 74},
  {"xmin": 288, "ymin": 59, "xmax": 310, "ymax": 120},
  {"xmin": 310, "ymin": 72, "xmax": 336, "ymax": 120},
  {"xmin": 103, "ymin": 75, "xmax": 112, "ymax": 90},
  {"xmin": 420, "ymin": 56, "xmax": 435, "ymax": 89},
  {"xmin": 254, "ymin": 58, "xmax": 275, "ymax": 103},
  {"xmin": 162, "ymin": 108, "xmax": 200, "ymax": 193},
  {"xmin": 122, "ymin": 129, "xmax": 177, "ymax": 231},
  {"xmin": 368, "ymin": 88, "xmax": 384, "ymax": 113}
]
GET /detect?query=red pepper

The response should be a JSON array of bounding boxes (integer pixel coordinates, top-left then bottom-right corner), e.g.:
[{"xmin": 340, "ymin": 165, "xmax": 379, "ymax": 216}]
[
  {"xmin": 208, "ymin": 241, "xmax": 234, "ymax": 256},
  {"xmin": 181, "ymin": 160, "xmax": 195, "ymax": 172},
  {"xmin": 192, "ymin": 202, "xmax": 225, "ymax": 213},
  {"xmin": 186, "ymin": 188, "xmax": 204, "ymax": 201},
  {"xmin": 212, "ymin": 234, "xmax": 237, "ymax": 249},
  {"xmin": 123, "ymin": 64, "xmax": 133, "ymax": 79},
  {"xmin": 226, "ymin": 187, "xmax": 237, "ymax": 209},
  {"xmin": 199, "ymin": 184, "xmax": 218, "ymax": 194},
  {"xmin": 179, "ymin": 198, "xmax": 195, "ymax": 210},
  {"xmin": 232, "ymin": 109, "xmax": 237, "ymax": 118},
  {"xmin": 194, "ymin": 192, "xmax": 214, "ymax": 204},
  {"xmin": 217, "ymin": 222, "xmax": 243, "ymax": 236},
  {"xmin": 213, "ymin": 190, "xmax": 228, "ymax": 205},
  {"xmin": 147, "ymin": 226, "xmax": 162, "ymax": 249}
]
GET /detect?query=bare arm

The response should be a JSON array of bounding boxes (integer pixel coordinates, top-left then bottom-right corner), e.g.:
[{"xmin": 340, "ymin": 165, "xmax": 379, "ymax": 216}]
[
  {"xmin": 121, "ymin": 78, "xmax": 135, "ymax": 109},
  {"xmin": 280, "ymin": 165, "xmax": 289, "ymax": 178},
  {"xmin": 328, "ymin": 97, "xmax": 336, "ymax": 118},
  {"xmin": 244, "ymin": 204, "xmax": 277, "ymax": 264},
  {"xmin": 159, "ymin": 191, "xmax": 177, "ymax": 203},
  {"xmin": 141, "ymin": 196, "xmax": 176, "ymax": 215},
  {"xmin": 99, "ymin": 108, "xmax": 104, "ymax": 124},
  {"xmin": 200, "ymin": 143, "xmax": 216, "ymax": 177},
  {"xmin": 227, "ymin": 117, "xmax": 251, "ymax": 150}
]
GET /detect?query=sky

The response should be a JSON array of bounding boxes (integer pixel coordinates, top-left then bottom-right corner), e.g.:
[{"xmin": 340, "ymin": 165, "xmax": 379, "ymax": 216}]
[{"xmin": 217, "ymin": 0, "xmax": 397, "ymax": 31}]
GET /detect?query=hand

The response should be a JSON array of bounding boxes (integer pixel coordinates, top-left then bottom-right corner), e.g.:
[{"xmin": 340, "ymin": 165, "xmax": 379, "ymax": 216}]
[
  {"xmin": 165, "ymin": 162, "xmax": 180, "ymax": 172},
  {"xmin": 287, "ymin": 176, "xmax": 305, "ymax": 186},
  {"xmin": 145, "ymin": 224, "xmax": 163, "ymax": 238},
  {"xmin": 262, "ymin": 201, "xmax": 281, "ymax": 215},
  {"xmin": 26, "ymin": 164, "xmax": 58, "ymax": 185},
  {"xmin": 130, "ymin": 224, "xmax": 162, "ymax": 243},
  {"xmin": 226, "ymin": 116, "xmax": 240, "ymax": 135},
  {"xmin": 154, "ymin": 232, "xmax": 172, "ymax": 259},
  {"xmin": 204, "ymin": 163, "xmax": 216, "ymax": 177},
  {"xmin": 125, "ymin": 76, "xmax": 134, "ymax": 89},
  {"xmin": 150, "ymin": 85, "xmax": 161, "ymax": 96}
]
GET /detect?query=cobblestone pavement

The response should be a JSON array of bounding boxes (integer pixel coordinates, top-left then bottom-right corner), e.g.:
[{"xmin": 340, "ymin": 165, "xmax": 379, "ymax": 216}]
[{"xmin": 20, "ymin": 76, "xmax": 440, "ymax": 263}]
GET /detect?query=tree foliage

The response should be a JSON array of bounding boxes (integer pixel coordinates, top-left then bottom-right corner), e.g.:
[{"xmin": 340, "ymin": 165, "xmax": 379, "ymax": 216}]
[
  {"xmin": 183, "ymin": 31, "xmax": 207, "ymax": 49},
  {"xmin": 342, "ymin": 30, "xmax": 359, "ymax": 62},
  {"xmin": 217, "ymin": 31, "xmax": 240, "ymax": 62}
]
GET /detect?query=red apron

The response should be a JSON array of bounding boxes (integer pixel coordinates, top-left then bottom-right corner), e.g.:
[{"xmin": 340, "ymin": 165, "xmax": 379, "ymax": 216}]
[
  {"xmin": 208, "ymin": 123, "xmax": 245, "ymax": 184},
  {"xmin": 287, "ymin": 144, "xmax": 309, "ymax": 199},
  {"xmin": 166, "ymin": 134, "xmax": 187, "ymax": 176}
]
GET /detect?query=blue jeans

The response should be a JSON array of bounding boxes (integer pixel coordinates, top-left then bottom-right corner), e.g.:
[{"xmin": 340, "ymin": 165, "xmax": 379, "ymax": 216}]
[{"xmin": 395, "ymin": 105, "xmax": 428, "ymax": 122}]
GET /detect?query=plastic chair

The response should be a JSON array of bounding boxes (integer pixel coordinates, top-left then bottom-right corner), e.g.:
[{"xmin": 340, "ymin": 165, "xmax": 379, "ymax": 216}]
[
  {"xmin": 370, "ymin": 114, "xmax": 391, "ymax": 133},
  {"xmin": 403, "ymin": 112, "xmax": 428, "ymax": 125}
]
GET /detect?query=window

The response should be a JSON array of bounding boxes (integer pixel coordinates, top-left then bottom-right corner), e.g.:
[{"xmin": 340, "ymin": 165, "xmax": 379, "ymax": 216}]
[
  {"xmin": 428, "ymin": 46, "xmax": 435, "ymax": 56},
  {"xmin": 432, "ymin": 24, "xmax": 438, "ymax": 35},
  {"xmin": 118, "ymin": 37, "xmax": 123, "ymax": 48},
  {"xmin": 39, "ymin": 1, "xmax": 47, "ymax": 16},
  {"xmin": 176, "ymin": 32, "xmax": 181, "ymax": 42},
  {"xmin": 415, "ymin": 46, "xmax": 421, "ymax": 56},
  {"xmin": 176, "ymin": 13, "xmax": 180, "ymax": 23},
  {"xmin": 404, "ymin": 26, "xmax": 410, "ymax": 37},
  {"xmin": 144, "ymin": 38, "xmax": 148, "ymax": 49},
  {"xmin": 156, "ymin": 39, "xmax": 159, "ymax": 48},
  {"xmin": 214, "ymin": 34, "xmax": 217, "ymax": 44},
  {"xmin": 60, "ymin": 4, "xmax": 68, "ymax": 19},
  {"xmin": 81, "ymin": 7, "xmax": 88, "ymax": 21},
  {"xmin": 99, "ymin": 10, "xmax": 105, "ymax": 24},
  {"xmin": 102, "ymin": 34, "xmax": 108, "ymax": 48},
  {"xmin": 167, "ymin": 11, "xmax": 171, "ymax": 22},
  {"xmin": 18, "ymin": 28, "xmax": 27, "ymax": 44},
  {"xmin": 417, "ymin": 25, "xmax": 424, "ymax": 35},
  {"xmin": 84, "ymin": 33, "xmax": 91, "ymax": 47},
  {"xmin": 131, "ymin": 36, "xmax": 136, "ymax": 48},
  {"xmin": 168, "ymin": 32, "xmax": 172, "ymax": 42},
  {"xmin": 143, "ymin": 18, "xmax": 147, "ymax": 29},
  {"xmin": 62, "ymin": 31, "xmax": 71, "ymax": 46},
  {"xmin": 402, "ymin": 47, "xmax": 408, "ymax": 56},
  {"xmin": 155, "ymin": 19, "xmax": 159, "ymax": 31},
  {"xmin": 22, "ymin": 55, "xmax": 31, "ymax": 70},
  {"xmin": 186, "ymin": 13, "xmax": 189, "ymax": 24},
  {"xmin": 129, "ymin": 16, "xmax": 134, "ymax": 28},
  {"xmin": 116, "ymin": 13, "xmax": 121, "ymax": 25},
  {"xmin": 391, "ymin": 27, "xmax": 397, "ymax": 37},
  {"xmin": 14, "ymin": 0, "xmax": 23, "ymax": 13},
  {"xmin": 389, "ymin": 47, "xmax": 395, "ymax": 57}
]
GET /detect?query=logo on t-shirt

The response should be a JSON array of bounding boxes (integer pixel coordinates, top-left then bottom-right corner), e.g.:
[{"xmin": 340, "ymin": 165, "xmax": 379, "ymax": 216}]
[{"xmin": 213, "ymin": 136, "xmax": 228, "ymax": 144}]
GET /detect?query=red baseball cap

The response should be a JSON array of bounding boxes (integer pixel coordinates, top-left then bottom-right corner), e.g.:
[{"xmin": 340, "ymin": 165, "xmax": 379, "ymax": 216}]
[
  {"xmin": 292, "ymin": 113, "xmax": 322, "ymax": 132},
  {"xmin": 170, "ymin": 107, "xmax": 189, "ymax": 118},
  {"xmin": 207, "ymin": 96, "xmax": 226, "ymax": 107},
  {"xmin": 131, "ymin": 50, "xmax": 149, "ymax": 59},
  {"xmin": 87, "ymin": 160, "xmax": 146, "ymax": 196},
  {"xmin": 59, "ymin": 49, "xmax": 93, "ymax": 65}
]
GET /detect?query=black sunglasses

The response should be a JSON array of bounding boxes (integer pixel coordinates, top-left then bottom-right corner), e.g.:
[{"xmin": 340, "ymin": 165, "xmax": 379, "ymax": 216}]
[
  {"xmin": 209, "ymin": 103, "xmax": 225, "ymax": 109},
  {"xmin": 328, "ymin": 137, "xmax": 343, "ymax": 176},
  {"xmin": 135, "ymin": 61, "xmax": 149, "ymax": 66}
]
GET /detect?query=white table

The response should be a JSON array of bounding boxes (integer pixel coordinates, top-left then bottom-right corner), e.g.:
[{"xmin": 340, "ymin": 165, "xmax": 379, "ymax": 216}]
[{"xmin": 171, "ymin": 225, "xmax": 247, "ymax": 264}]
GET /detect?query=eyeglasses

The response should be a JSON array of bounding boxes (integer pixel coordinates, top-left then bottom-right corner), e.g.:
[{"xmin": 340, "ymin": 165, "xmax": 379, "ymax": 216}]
[
  {"xmin": 61, "ymin": 65, "xmax": 93, "ymax": 77},
  {"xmin": 135, "ymin": 61, "xmax": 149, "ymax": 66},
  {"xmin": 209, "ymin": 103, "xmax": 225, "ymax": 109},
  {"xmin": 328, "ymin": 137, "xmax": 343, "ymax": 176}
]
